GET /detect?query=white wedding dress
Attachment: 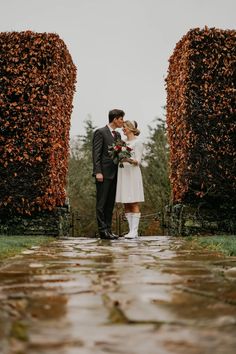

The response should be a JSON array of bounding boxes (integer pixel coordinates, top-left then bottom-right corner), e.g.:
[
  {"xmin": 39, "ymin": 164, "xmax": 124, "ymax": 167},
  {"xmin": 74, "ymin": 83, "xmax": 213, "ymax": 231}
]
[{"xmin": 115, "ymin": 137, "xmax": 144, "ymax": 203}]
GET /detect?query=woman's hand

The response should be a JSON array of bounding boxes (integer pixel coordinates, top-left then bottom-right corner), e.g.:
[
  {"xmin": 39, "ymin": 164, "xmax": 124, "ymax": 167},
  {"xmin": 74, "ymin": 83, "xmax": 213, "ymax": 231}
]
[
  {"xmin": 131, "ymin": 159, "xmax": 138, "ymax": 166},
  {"xmin": 120, "ymin": 158, "xmax": 129, "ymax": 163},
  {"xmin": 120, "ymin": 158, "xmax": 138, "ymax": 165},
  {"xmin": 127, "ymin": 158, "xmax": 138, "ymax": 165}
]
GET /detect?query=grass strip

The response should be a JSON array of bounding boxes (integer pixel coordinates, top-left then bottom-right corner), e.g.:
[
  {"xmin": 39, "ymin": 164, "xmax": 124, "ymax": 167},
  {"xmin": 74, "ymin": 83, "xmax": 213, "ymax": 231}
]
[
  {"xmin": 0, "ymin": 235, "xmax": 55, "ymax": 260},
  {"xmin": 190, "ymin": 235, "xmax": 236, "ymax": 256}
]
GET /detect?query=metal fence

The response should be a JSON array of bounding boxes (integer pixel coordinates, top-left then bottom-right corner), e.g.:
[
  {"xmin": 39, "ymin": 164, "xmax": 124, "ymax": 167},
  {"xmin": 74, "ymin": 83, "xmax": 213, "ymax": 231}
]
[{"xmin": 70, "ymin": 208, "xmax": 165, "ymax": 237}]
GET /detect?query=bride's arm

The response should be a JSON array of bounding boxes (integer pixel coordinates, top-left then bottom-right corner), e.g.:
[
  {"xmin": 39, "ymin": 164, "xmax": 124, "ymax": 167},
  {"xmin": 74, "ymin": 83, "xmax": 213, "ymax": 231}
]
[{"xmin": 131, "ymin": 140, "xmax": 144, "ymax": 166}]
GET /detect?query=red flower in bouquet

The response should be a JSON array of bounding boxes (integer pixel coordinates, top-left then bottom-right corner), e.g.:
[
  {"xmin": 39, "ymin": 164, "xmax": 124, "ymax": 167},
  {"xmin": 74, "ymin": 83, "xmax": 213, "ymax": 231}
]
[{"xmin": 108, "ymin": 139, "xmax": 132, "ymax": 167}]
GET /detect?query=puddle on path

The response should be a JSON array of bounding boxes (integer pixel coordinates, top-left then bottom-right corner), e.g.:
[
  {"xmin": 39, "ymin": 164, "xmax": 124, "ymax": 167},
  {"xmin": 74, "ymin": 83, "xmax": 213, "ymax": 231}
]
[{"xmin": 0, "ymin": 236, "xmax": 236, "ymax": 354}]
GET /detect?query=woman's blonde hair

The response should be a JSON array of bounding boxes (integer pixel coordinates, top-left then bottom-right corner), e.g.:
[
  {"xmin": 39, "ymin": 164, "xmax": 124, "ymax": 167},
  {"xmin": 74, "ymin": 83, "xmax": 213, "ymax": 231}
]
[{"xmin": 124, "ymin": 120, "xmax": 140, "ymax": 136}]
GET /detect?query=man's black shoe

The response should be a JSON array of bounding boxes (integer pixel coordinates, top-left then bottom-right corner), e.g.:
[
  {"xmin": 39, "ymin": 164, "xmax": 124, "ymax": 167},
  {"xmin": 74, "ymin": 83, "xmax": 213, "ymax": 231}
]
[
  {"xmin": 108, "ymin": 231, "xmax": 119, "ymax": 239},
  {"xmin": 99, "ymin": 230, "xmax": 117, "ymax": 240}
]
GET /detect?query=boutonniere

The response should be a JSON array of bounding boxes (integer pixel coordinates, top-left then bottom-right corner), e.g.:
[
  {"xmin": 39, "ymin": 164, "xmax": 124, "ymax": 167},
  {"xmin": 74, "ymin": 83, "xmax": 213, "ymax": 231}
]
[{"xmin": 112, "ymin": 130, "xmax": 118, "ymax": 139}]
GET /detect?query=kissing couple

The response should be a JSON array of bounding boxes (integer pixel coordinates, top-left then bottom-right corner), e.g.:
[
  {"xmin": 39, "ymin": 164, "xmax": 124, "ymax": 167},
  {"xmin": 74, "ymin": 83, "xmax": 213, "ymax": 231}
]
[{"xmin": 92, "ymin": 109, "xmax": 144, "ymax": 240}]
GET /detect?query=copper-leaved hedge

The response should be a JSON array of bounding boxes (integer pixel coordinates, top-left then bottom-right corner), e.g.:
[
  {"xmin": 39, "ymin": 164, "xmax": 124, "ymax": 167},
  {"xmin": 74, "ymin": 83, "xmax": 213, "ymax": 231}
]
[
  {"xmin": 0, "ymin": 31, "xmax": 76, "ymax": 216},
  {"xmin": 166, "ymin": 27, "xmax": 236, "ymax": 205}
]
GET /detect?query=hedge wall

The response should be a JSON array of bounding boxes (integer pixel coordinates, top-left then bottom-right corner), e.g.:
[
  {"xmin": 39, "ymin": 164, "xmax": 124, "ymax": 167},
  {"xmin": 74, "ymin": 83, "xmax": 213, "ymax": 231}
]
[
  {"xmin": 0, "ymin": 31, "xmax": 76, "ymax": 216},
  {"xmin": 166, "ymin": 27, "xmax": 236, "ymax": 205}
]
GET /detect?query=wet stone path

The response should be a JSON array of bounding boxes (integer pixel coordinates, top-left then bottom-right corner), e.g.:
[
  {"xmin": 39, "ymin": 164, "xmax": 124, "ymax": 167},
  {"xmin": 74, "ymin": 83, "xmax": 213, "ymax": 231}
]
[{"xmin": 0, "ymin": 236, "xmax": 236, "ymax": 354}]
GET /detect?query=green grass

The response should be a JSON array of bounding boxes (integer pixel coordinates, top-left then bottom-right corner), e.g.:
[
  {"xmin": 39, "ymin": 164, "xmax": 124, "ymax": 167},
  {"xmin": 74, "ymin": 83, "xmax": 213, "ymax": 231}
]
[
  {"xmin": 190, "ymin": 235, "xmax": 236, "ymax": 256},
  {"xmin": 0, "ymin": 235, "xmax": 55, "ymax": 260}
]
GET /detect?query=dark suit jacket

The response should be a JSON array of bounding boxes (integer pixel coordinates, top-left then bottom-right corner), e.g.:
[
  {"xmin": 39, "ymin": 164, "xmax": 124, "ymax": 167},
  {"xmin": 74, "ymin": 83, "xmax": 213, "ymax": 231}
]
[{"xmin": 92, "ymin": 126, "xmax": 121, "ymax": 179}]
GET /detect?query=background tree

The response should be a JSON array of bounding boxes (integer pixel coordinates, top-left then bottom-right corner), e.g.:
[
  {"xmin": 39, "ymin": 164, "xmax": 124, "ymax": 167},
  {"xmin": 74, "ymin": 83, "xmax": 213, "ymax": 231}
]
[
  {"xmin": 67, "ymin": 116, "xmax": 97, "ymax": 236},
  {"xmin": 141, "ymin": 116, "xmax": 170, "ymax": 233}
]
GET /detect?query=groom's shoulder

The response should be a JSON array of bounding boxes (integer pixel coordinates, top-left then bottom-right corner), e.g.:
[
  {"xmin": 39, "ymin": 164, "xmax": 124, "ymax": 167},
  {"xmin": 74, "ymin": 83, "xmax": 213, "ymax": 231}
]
[
  {"xmin": 100, "ymin": 125, "xmax": 109, "ymax": 132},
  {"xmin": 94, "ymin": 125, "xmax": 108, "ymax": 135},
  {"xmin": 93, "ymin": 126, "xmax": 109, "ymax": 142}
]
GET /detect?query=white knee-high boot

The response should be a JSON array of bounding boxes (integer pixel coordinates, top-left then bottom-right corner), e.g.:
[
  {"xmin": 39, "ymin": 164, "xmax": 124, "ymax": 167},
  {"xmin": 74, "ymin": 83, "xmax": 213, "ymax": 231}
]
[
  {"xmin": 132, "ymin": 213, "xmax": 141, "ymax": 238},
  {"xmin": 125, "ymin": 213, "xmax": 141, "ymax": 238},
  {"xmin": 124, "ymin": 213, "xmax": 133, "ymax": 238}
]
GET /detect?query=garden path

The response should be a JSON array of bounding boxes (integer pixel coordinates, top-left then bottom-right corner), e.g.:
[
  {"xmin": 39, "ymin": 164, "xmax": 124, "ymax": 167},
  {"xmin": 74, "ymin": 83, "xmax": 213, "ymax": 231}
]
[{"xmin": 0, "ymin": 236, "xmax": 236, "ymax": 354}]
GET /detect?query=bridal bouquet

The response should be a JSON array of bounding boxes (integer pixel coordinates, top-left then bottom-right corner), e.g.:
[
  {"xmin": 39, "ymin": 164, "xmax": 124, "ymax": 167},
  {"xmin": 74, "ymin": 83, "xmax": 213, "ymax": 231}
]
[{"xmin": 108, "ymin": 139, "xmax": 132, "ymax": 168}]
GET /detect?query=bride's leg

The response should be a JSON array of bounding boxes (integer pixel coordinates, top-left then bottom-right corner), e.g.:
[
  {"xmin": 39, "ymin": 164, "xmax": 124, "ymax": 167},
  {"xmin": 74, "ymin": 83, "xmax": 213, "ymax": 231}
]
[
  {"xmin": 124, "ymin": 203, "xmax": 132, "ymax": 238},
  {"xmin": 131, "ymin": 212, "xmax": 141, "ymax": 237},
  {"xmin": 125, "ymin": 203, "xmax": 141, "ymax": 238},
  {"xmin": 131, "ymin": 203, "xmax": 140, "ymax": 213},
  {"xmin": 124, "ymin": 203, "xmax": 132, "ymax": 213}
]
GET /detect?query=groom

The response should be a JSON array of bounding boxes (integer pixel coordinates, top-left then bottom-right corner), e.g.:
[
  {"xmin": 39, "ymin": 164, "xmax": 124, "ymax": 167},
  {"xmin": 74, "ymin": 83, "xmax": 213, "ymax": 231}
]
[{"xmin": 92, "ymin": 109, "xmax": 125, "ymax": 239}]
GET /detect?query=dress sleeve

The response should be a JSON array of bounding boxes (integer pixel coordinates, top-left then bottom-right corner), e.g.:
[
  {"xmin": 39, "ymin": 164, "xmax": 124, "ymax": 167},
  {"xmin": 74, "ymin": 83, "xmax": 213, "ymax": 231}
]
[{"xmin": 134, "ymin": 140, "xmax": 144, "ymax": 165}]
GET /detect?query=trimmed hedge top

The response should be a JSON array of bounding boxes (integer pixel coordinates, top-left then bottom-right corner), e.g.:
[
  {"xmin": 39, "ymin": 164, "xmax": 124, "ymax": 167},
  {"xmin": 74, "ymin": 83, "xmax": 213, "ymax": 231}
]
[{"xmin": 0, "ymin": 31, "xmax": 77, "ymax": 216}]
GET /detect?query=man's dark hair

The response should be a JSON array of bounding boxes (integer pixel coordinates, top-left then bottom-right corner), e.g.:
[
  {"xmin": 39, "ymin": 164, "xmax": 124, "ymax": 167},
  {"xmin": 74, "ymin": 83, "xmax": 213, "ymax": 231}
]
[{"xmin": 108, "ymin": 109, "xmax": 125, "ymax": 123}]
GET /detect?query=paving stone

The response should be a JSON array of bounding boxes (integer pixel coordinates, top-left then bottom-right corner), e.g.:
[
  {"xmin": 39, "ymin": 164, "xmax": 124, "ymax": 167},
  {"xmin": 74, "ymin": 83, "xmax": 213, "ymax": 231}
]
[{"xmin": 1, "ymin": 236, "xmax": 236, "ymax": 354}]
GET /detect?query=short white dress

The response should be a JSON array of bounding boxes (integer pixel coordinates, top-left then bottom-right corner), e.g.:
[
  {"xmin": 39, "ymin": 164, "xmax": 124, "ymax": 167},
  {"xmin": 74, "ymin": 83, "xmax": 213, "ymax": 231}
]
[{"xmin": 115, "ymin": 137, "xmax": 145, "ymax": 203}]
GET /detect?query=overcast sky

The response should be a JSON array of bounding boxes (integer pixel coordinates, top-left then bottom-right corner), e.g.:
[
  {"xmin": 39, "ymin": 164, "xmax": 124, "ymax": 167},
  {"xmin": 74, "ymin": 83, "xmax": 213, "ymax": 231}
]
[{"xmin": 0, "ymin": 0, "xmax": 235, "ymax": 140}]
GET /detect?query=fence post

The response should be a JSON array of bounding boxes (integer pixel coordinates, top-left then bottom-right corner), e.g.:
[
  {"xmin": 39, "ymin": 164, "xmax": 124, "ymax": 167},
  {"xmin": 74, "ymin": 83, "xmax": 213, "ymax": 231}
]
[
  {"xmin": 115, "ymin": 209, "xmax": 119, "ymax": 236},
  {"xmin": 118, "ymin": 212, "xmax": 123, "ymax": 237},
  {"xmin": 71, "ymin": 211, "xmax": 74, "ymax": 237}
]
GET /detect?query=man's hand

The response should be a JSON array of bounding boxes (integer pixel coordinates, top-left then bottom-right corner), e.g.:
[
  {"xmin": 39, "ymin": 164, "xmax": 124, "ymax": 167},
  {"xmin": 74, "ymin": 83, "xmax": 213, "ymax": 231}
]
[{"xmin": 96, "ymin": 173, "xmax": 104, "ymax": 182}]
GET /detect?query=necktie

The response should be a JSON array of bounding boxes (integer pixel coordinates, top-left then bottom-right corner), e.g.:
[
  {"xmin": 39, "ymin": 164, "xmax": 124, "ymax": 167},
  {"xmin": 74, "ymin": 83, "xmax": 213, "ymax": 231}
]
[{"xmin": 112, "ymin": 130, "xmax": 116, "ymax": 137}]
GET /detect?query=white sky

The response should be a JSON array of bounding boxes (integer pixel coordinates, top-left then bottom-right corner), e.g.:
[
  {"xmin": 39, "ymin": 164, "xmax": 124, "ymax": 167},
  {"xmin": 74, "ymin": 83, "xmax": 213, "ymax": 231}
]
[{"xmin": 0, "ymin": 0, "xmax": 235, "ymax": 139}]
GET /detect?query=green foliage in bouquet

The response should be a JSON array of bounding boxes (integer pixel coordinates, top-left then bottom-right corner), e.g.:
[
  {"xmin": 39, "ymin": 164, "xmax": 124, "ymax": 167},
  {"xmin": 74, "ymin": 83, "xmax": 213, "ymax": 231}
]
[{"xmin": 108, "ymin": 139, "xmax": 132, "ymax": 167}]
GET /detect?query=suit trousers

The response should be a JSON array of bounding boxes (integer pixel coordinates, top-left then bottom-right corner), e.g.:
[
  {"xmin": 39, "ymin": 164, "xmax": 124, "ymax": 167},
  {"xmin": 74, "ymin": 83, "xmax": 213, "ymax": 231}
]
[{"xmin": 96, "ymin": 177, "xmax": 117, "ymax": 233}]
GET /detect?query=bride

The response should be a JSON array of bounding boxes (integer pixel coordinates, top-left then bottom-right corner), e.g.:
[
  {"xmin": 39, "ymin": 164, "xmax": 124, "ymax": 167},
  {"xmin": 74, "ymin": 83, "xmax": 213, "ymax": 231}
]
[{"xmin": 115, "ymin": 120, "xmax": 144, "ymax": 238}]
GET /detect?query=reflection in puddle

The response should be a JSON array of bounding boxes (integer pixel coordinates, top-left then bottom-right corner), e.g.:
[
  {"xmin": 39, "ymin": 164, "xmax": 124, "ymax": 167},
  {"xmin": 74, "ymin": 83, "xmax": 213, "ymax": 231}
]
[{"xmin": 0, "ymin": 236, "xmax": 236, "ymax": 354}]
